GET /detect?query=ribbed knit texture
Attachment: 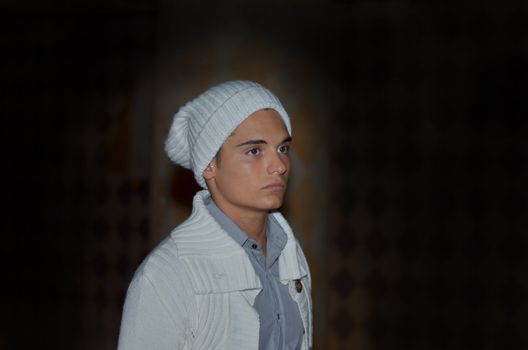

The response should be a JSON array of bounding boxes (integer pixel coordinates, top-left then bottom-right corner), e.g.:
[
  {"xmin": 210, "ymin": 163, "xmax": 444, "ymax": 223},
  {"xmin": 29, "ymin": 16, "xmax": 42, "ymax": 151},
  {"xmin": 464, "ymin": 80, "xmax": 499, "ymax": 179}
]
[
  {"xmin": 164, "ymin": 81, "xmax": 292, "ymax": 188},
  {"xmin": 118, "ymin": 190, "xmax": 312, "ymax": 350}
]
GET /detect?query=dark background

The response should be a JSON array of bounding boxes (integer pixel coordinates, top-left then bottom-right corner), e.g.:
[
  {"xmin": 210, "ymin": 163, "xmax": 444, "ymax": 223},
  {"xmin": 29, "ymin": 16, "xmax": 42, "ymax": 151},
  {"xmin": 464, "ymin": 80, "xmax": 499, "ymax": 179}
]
[{"xmin": 2, "ymin": 1, "xmax": 527, "ymax": 349}]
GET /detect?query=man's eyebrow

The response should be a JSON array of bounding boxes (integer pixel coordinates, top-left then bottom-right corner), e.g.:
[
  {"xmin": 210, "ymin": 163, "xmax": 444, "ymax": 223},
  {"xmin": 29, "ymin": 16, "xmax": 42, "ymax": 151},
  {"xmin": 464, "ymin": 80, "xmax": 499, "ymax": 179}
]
[
  {"xmin": 235, "ymin": 136, "xmax": 292, "ymax": 147},
  {"xmin": 282, "ymin": 136, "xmax": 292, "ymax": 144},
  {"xmin": 235, "ymin": 139, "xmax": 267, "ymax": 147}
]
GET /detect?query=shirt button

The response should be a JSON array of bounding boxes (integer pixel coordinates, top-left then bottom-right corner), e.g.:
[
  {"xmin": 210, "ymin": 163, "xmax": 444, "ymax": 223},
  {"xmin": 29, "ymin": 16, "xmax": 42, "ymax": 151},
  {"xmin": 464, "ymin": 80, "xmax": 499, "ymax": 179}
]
[{"xmin": 251, "ymin": 243, "xmax": 258, "ymax": 249}]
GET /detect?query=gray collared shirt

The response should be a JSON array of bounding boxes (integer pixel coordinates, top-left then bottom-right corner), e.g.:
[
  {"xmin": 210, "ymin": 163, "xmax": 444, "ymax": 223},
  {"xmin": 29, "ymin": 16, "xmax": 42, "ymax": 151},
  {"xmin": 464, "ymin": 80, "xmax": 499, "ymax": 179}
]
[{"xmin": 205, "ymin": 197, "xmax": 304, "ymax": 350}]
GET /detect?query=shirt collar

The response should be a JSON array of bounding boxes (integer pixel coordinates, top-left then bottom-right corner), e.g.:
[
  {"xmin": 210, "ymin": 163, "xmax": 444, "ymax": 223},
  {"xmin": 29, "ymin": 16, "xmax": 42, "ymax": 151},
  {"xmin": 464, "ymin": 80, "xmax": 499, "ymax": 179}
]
[
  {"xmin": 205, "ymin": 195, "xmax": 250, "ymax": 247},
  {"xmin": 204, "ymin": 195, "xmax": 287, "ymax": 254}
]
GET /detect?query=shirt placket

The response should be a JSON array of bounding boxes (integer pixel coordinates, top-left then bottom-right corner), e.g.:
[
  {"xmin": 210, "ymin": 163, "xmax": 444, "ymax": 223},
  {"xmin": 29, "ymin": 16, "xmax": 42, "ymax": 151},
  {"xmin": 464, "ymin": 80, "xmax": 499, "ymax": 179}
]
[{"xmin": 249, "ymin": 240, "xmax": 284, "ymax": 349}]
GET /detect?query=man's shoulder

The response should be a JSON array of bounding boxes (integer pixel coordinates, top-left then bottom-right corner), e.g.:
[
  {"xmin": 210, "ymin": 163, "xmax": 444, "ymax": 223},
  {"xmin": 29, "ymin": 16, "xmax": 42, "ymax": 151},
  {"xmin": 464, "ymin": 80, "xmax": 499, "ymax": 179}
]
[
  {"xmin": 132, "ymin": 208, "xmax": 225, "ymax": 280},
  {"xmin": 132, "ymin": 234, "xmax": 184, "ymax": 282}
]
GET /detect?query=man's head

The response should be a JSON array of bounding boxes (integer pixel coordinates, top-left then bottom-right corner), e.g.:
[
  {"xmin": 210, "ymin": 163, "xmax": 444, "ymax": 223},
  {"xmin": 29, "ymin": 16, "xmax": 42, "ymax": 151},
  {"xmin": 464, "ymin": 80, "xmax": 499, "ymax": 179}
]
[
  {"xmin": 165, "ymin": 80, "xmax": 292, "ymax": 190},
  {"xmin": 203, "ymin": 108, "xmax": 291, "ymax": 214}
]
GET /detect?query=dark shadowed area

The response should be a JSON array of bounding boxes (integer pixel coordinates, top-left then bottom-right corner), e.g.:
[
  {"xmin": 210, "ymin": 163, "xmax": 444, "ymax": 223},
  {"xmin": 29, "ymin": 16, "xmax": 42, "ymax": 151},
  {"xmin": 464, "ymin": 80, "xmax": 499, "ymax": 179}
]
[{"xmin": 2, "ymin": 1, "xmax": 527, "ymax": 349}]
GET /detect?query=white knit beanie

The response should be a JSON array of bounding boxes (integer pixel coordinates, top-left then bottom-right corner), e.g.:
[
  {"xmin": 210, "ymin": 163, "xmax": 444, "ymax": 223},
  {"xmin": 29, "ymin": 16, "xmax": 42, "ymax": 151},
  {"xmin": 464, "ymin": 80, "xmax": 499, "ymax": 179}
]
[{"xmin": 165, "ymin": 80, "xmax": 292, "ymax": 188}]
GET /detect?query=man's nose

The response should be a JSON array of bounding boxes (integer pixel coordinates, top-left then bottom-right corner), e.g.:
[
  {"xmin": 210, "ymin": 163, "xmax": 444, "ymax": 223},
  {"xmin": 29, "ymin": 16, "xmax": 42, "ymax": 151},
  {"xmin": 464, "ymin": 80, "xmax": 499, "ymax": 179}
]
[{"xmin": 268, "ymin": 152, "xmax": 288, "ymax": 175}]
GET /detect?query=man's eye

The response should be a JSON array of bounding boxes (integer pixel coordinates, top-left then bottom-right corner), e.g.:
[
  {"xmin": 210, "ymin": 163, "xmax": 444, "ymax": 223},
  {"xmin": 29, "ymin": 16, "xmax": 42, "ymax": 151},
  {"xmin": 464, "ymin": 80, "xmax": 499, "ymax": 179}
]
[
  {"xmin": 278, "ymin": 145, "xmax": 290, "ymax": 154},
  {"xmin": 248, "ymin": 148, "xmax": 260, "ymax": 156}
]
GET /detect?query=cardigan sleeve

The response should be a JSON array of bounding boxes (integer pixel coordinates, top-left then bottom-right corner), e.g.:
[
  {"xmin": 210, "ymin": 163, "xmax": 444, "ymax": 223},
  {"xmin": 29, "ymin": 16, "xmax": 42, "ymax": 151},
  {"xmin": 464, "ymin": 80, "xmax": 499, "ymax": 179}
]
[{"xmin": 117, "ymin": 270, "xmax": 189, "ymax": 350}]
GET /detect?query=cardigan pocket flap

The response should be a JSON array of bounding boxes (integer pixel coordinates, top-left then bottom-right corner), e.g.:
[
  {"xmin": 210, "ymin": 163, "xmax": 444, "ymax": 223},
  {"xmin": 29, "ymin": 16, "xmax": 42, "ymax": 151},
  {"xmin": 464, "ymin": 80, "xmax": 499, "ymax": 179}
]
[
  {"xmin": 289, "ymin": 276, "xmax": 312, "ymax": 347},
  {"xmin": 181, "ymin": 253, "xmax": 262, "ymax": 294},
  {"xmin": 279, "ymin": 243, "xmax": 309, "ymax": 282}
]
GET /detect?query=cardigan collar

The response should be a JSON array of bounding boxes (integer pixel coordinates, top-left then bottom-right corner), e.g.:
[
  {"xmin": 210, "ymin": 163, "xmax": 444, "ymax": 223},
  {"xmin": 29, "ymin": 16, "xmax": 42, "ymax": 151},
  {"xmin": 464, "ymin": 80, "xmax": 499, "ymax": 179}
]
[{"xmin": 170, "ymin": 190, "xmax": 307, "ymax": 295}]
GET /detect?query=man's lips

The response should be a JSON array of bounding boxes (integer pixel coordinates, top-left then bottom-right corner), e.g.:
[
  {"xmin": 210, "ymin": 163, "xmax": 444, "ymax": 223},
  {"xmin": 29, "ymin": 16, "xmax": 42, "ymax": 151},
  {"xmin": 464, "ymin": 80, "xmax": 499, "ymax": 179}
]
[{"xmin": 262, "ymin": 182, "xmax": 286, "ymax": 191}]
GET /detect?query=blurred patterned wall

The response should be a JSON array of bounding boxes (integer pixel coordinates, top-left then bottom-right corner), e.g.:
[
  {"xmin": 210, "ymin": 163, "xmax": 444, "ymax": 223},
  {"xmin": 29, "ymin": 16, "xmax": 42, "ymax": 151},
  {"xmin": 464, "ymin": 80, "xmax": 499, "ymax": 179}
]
[
  {"xmin": 324, "ymin": 2, "xmax": 528, "ymax": 349},
  {"xmin": 2, "ymin": 1, "xmax": 528, "ymax": 349},
  {"xmin": 2, "ymin": 2, "xmax": 158, "ymax": 349}
]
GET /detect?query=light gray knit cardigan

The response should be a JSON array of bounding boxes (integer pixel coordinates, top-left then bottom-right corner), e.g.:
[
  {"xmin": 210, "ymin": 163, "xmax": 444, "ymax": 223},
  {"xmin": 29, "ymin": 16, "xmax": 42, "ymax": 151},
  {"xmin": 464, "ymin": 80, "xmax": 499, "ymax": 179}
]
[{"xmin": 118, "ymin": 190, "xmax": 313, "ymax": 350}]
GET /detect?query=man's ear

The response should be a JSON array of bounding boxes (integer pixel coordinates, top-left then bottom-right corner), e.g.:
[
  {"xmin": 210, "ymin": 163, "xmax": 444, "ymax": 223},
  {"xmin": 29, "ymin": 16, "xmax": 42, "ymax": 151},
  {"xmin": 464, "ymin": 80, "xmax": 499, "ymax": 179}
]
[{"xmin": 202, "ymin": 160, "xmax": 217, "ymax": 180}]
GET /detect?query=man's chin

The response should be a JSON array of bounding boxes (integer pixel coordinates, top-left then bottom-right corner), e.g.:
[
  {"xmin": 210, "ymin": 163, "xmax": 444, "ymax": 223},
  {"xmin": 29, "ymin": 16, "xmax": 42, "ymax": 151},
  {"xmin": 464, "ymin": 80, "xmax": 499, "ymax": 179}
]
[{"xmin": 261, "ymin": 198, "xmax": 285, "ymax": 211}]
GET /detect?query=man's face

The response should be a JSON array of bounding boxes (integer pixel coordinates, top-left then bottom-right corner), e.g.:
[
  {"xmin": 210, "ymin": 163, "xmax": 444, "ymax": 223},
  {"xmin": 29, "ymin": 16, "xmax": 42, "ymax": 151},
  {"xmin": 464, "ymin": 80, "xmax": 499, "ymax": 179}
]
[{"xmin": 204, "ymin": 109, "xmax": 291, "ymax": 216}]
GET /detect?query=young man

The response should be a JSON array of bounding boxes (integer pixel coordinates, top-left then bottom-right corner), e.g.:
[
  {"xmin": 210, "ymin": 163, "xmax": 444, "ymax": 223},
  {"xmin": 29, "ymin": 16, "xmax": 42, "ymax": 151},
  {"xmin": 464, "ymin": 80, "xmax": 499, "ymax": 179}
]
[{"xmin": 118, "ymin": 80, "xmax": 312, "ymax": 350}]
